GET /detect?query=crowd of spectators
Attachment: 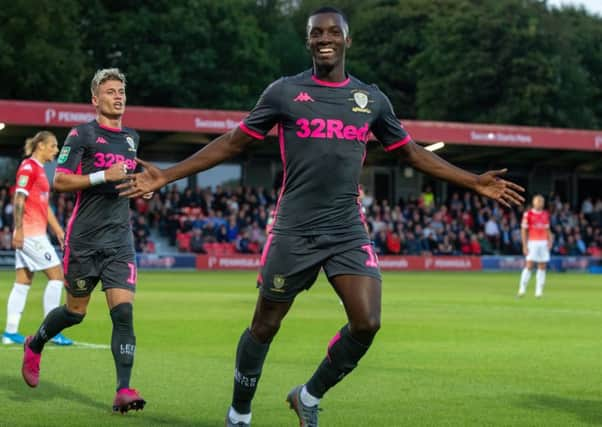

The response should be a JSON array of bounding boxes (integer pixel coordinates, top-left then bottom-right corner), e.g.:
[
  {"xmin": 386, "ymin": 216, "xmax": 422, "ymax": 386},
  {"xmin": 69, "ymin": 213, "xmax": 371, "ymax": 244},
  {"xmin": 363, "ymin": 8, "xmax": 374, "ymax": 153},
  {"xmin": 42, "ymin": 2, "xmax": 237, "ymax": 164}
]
[{"xmin": 1, "ymin": 179, "xmax": 601, "ymax": 258}]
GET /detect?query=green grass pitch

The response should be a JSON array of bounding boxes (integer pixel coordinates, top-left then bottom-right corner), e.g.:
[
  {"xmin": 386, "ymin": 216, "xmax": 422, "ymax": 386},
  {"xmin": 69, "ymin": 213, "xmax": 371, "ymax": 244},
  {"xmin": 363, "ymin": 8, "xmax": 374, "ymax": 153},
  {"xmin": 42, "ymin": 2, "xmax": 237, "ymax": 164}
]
[{"xmin": 0, "ymin": 270, "xmax": 600, "ymax": 426}]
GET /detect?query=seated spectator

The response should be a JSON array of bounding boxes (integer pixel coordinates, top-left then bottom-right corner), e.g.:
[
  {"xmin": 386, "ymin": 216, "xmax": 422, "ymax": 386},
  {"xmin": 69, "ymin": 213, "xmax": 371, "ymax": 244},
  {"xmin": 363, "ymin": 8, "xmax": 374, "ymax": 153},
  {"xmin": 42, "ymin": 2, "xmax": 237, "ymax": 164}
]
[
  {"xmin": 438, "ymin": 235, "xmax": 454, "ymax": 255},
  {"xmin": 216, "ymin": 224, "xmax": 230, "ymax": 243},
  {"xmin": 236, "ymin": 231, "xmax": 252, "ymax": 254},
  {"xmin": 0, "ymin": 226, "xmax": 11, "ymax": 250},
  {"xmin": 373, "ymin": 230, "xmax": 388, "ymax": 255},
  {"xmin": 586, "ymin": 241, "xmax": 601, "ymax": 257},
  {"xmin": 189, "ymin": 228, "xmax": 206, "ymax": 254},
  {"xmin": 477, "ymin": 231, "xmax": 494, "ymax": 255},
  {"xmin": 406, "ymin": 232, "xmax": 423, "ymax": 255},
  {"xmin": 386, "ymin": 231, "xmax": 401, "ymax": 255},
  {"xmin": 470, "ymin": 234, "xmax": 482, "ymax": 255}
]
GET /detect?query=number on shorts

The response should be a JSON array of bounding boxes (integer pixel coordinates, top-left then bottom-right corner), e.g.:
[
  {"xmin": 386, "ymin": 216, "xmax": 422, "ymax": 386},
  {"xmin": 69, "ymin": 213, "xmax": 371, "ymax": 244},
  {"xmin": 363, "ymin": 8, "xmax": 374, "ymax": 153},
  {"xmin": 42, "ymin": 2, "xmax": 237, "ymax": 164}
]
[
  {"xmin": 127, "ymin": 262, "xmax": 137, "ymax": 285},
  {"xmin": 361, "ymin": 244, "xmax": 379, "ymax": 268}
]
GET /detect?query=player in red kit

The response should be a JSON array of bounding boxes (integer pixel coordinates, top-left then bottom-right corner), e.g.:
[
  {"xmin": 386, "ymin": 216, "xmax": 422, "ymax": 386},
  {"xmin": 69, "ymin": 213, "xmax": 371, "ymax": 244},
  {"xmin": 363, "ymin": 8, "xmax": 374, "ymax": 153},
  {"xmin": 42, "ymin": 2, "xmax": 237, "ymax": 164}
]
[
  {"xmin": 518, "ymin": 195, "xmax": 553, "ymax": 298},
  {"xmin": 2, "ymin": 131, "xmax": 72, "ymax": 346}
]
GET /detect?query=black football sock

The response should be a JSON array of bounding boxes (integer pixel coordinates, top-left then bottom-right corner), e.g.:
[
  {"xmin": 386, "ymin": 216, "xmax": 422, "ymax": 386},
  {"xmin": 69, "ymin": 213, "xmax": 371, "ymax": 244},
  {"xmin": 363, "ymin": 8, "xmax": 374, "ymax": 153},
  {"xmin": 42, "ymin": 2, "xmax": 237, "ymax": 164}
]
[
  {"xmin": 305, "ymin": 324, "xmax": 371, "ymax": 399},
  {"xmin": 29, "ymin": 305, "xmax": 84, "ymax": 353},
  {"xmin": 110, "ymin": 303, "xmax": 136, "ymax": 391},
  {"xmin": 231, "ymin": 328, "xmax": 270, "ymax": 414}
]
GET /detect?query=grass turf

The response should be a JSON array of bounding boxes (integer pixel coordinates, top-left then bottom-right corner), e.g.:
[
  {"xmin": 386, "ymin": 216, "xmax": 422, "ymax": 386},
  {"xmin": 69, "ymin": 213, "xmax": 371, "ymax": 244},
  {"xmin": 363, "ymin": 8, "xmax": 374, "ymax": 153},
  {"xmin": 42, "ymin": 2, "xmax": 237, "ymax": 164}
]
[{"xmin": 0, "ymin": 270, "xmax": 600, "ymax": 426}]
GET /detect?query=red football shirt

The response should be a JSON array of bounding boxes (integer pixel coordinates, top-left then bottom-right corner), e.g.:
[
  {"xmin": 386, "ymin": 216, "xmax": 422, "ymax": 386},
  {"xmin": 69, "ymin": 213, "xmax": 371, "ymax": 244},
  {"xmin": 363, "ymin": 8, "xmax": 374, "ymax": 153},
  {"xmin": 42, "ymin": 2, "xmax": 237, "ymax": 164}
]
[
  {"xmin": 14, "ymin": 158, "xmax": 49, "ymax": 237},
  {"xmin": 521, "ymin": 209, "xmax": 550, "ymax": 241}
]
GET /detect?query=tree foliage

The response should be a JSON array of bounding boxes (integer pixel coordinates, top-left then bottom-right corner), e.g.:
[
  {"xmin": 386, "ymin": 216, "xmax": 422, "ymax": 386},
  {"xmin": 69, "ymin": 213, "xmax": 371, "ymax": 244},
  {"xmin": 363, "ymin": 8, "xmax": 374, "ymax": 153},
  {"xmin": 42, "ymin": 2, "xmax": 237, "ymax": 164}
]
[{"xmin": 1, "ymin": 0, "xmax": 601, "ymax": 128}]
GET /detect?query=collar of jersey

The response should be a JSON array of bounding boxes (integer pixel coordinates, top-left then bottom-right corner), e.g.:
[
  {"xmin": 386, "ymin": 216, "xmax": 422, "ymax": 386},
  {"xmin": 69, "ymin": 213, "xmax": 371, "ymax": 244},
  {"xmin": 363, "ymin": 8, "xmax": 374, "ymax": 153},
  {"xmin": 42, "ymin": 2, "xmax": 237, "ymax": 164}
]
[{"xmin": 311, "ymin": 74, "xmax": 350, "ymax": 88}]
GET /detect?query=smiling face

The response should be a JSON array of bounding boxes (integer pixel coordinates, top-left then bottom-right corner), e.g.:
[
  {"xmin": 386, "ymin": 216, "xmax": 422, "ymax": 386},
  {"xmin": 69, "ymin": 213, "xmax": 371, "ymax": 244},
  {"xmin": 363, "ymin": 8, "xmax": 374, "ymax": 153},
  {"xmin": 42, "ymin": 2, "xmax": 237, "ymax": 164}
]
[
  {"xmin": 92, "ymin": 79, "xmax": 126, "ymax": 119},
  {"xmin": 306, "ymin": 12, "xmax": 351, "ymax": 75}
]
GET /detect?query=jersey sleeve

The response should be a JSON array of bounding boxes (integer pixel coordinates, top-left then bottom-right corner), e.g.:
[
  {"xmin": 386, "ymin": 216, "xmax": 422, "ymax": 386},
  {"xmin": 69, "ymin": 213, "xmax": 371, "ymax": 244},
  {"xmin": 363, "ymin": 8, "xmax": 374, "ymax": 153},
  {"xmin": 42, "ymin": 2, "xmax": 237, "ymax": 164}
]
[
  {"xmin": 56, "ymin": 127, "xmax": 87, "ymax": 174},
  {"xmin": 239, "ymin": 78, "xmax": 284, "ymax": 140},
  {"xmin": 371, "ymin": 90, "xmax": 412, "ymax": 152},
  {"xmin": 14, "ymin": 161, "xmax": 37, "ymax": 197}
]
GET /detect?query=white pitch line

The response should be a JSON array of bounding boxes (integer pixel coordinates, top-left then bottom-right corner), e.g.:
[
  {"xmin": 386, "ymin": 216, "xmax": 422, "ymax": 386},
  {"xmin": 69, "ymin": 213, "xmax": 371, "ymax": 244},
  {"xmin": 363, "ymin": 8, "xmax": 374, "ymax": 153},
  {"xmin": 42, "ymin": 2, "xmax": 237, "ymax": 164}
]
[{"xmin": 1, "ymin": 341, "xmax": 109, "ymax": 351}]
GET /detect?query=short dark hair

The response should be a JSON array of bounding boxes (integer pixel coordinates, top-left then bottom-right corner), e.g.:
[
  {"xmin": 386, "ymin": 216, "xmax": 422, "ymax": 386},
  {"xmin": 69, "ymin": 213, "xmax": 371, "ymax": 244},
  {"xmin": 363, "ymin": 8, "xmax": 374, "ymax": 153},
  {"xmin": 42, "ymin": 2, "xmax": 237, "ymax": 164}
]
[{"xmin": 308, "ymin": 6, "xmax": 350, "ymax": 36}]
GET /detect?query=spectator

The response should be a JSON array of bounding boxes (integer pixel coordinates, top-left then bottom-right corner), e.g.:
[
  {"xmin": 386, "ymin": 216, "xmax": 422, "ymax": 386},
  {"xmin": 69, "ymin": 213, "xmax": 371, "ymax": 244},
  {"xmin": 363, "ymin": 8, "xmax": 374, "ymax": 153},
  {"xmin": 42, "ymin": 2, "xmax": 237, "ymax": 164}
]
[{"xmin": 189, "ymin": 228, "xmax": 206, "ymax": 254}]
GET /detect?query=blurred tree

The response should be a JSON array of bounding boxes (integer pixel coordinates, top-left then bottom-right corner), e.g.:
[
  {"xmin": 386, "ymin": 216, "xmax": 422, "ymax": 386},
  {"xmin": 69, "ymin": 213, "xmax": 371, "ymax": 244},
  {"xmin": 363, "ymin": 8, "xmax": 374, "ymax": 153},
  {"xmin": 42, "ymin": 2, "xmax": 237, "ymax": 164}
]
[
  {"xmin": 411, "ymin": 0, "xmax": 596, "ymax": 127},
  {"xmin": 81, "ymin": 0, "xmax": 278, "ymax": 109},
  {"xmin": 0, "ymin": 0, "xmax": 87, "ymax": 101},
  {"xmin": 1, "ymin": 0, "xmax": 601, "ymax": 130}
]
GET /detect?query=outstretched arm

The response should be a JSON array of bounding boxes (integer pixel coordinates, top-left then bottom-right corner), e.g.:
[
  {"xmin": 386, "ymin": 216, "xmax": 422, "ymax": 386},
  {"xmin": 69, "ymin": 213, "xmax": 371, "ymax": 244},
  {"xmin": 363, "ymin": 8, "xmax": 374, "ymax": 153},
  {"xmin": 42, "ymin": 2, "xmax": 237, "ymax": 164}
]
[
  {"xmin": 118, "ymin": 127, "xmax": 254, "ymax": 197},
  {"xmin": 399, "ymin": 141, "xmax": 524, "ymax": 207}
]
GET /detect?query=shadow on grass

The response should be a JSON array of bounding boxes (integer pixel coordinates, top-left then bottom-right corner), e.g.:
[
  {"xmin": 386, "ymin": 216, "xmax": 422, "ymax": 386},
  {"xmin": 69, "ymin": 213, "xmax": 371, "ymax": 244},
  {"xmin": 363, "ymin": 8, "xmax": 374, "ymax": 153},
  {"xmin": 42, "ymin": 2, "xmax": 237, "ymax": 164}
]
[
  {"xmin": 0, "ymin": 373, "xmax": 215, "ymax": 426},
  {"xmin": 521, "ymin": 394, "xmax": 602, "ymax": 425}
]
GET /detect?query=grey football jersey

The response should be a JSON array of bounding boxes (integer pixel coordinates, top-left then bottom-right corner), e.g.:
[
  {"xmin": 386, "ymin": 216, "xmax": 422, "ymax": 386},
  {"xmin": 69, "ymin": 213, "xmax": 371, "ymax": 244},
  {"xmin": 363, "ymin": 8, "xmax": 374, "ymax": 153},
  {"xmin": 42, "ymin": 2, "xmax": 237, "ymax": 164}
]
[
  {"xmin": 241, "ymin": 69, "xmax": 412, "ymax": 236},
  {"xmin": 56, "ymin": 120, "xmax": 139, "ymax": 249}
]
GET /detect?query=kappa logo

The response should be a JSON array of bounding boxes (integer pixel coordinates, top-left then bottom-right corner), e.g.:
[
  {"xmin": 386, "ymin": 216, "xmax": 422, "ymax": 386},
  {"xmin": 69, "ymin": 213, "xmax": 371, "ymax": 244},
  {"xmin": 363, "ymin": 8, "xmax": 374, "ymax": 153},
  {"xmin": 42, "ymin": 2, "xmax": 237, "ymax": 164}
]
[
  {"xmin": 96, "ymin": 136, "xmax": 108, "ymax": 144},
  {"xmin": 293, "ymin": 92, "xmax": 315, "ymax": 102},
  {"xmin": 22, "ymin": 164, "xmax": 32, "ymax": 171}
]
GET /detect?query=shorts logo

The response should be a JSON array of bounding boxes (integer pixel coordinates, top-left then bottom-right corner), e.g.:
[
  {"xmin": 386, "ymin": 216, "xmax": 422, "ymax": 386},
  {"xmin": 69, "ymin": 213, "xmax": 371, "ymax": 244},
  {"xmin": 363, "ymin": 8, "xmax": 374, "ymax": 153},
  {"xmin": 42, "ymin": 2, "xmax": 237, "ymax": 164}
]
[
  {"xmin": 44, "ymin": 252, "xmax": 51, "ymax": 261},
  {"xmin": 57, "ymin": 146, "xmax": 71, "ymax": 164},
  {"xmin": 270, "ymin": 275, "xmax": 286, "ymax": 293},
  {"xmin": 349, "ymin": 90, "xmax": 372, "ymax": 114},
  {"xmin": 126, "ymin": 136, "xmax": 136, "ymax": 152},
  {"xmin": 273, "ymin": 275, "xmax": 285, "ymax": 288},
  {"xmin": 76, "ymin": 278, "xmax": 87, "ymax": 289},
  {"xmin": 17, "ymin": 175, "xmax": 29, "ymax": 187}
]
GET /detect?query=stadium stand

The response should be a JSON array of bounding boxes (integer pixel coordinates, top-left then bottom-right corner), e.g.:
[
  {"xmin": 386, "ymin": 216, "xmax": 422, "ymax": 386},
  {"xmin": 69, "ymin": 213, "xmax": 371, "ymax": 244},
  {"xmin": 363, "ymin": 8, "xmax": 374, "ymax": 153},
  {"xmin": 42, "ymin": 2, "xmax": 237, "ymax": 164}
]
[{"xmin": 0, "ymin": 180, "xmax": 600, "ymax": 257}]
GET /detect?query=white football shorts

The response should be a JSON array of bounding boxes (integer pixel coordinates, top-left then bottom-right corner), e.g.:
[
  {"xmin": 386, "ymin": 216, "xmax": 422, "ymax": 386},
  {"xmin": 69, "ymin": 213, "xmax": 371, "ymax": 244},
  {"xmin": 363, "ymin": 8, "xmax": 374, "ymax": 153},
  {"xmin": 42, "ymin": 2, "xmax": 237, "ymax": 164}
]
[
  {"xmin": 15, "ymin": 235, "xmax": 61, "ymax": 272},
  {"xmin": 526, "ymin": 240, "xmax": 550, "ymax": 263}
]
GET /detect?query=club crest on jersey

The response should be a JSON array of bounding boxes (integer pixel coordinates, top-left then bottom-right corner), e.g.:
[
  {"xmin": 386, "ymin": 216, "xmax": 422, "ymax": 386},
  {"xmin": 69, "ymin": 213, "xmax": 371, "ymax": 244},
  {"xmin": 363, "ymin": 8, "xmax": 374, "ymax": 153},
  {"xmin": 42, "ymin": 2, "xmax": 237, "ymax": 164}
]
[
  {"xmin": 125, "ymin": 136, "xmax": 136, "ymax": 152},
  {"xmin": 76, "ymin": 278, "xmax": 87, "ymax": 289},
  {"xmin": 350, "ymin": 90, "xmax": 372, "ymax": 114},
  {"xmin": 57, "ymin": 146, "xmax": 70, "ymax": 164},
  {"xmin": 17, "ymin": 175, "xmax": 29, "ymax": 187}
]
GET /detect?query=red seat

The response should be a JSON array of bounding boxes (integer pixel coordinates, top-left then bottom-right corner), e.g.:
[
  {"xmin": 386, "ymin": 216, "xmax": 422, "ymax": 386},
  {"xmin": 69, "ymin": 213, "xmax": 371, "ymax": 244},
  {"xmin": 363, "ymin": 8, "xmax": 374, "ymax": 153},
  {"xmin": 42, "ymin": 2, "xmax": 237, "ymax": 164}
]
[{"xmin": 176, "ymin": 232, "xmax": 191, "ymax": 252}]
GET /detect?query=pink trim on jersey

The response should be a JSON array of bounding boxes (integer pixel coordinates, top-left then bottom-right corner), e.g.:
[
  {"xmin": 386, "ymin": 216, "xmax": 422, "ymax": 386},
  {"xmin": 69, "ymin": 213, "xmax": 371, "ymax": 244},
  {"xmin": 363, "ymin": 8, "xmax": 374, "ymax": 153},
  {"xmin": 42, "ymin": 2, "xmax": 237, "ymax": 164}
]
[
  {"xmin": 63, "ymin": 163, "xmax": 82, "ymax": 274},
  {"xmin": 97, "ymin": 122, "xmax": 122, "ymax": 132},
  {"xmin": 55, "ymin": 167, "xmax": 74, "ymax": 175},
  {"xmin": 357, "ymin": 185, "xmax": 367, "ymax": 226},
  {"xmin": 271, "ymin": 123, "xmax": 287, "ymax": 230},
  {"xmin": 326, "ymin": 331, "xmax": 342, "ymax": 361},
  {"xmin": 239, "ymin": 122, "xmax": 265, "ymax": 140},
  {"xmin": 62, "ymin": 245, "xmax": 71, "ymax": 275},
  {"xmin": 260, "ymin": 234, "xmax": 274, "ymax": 266},
  {"xmin": 357, "ymin": 149, "xmax": 369, "ymax": 229},
  {"xmin": 311, "ymin": 75, "xmax": 350, "ymax": 88},
  {"xmin": 384, "ymin": 135, "xmax": 412, "ymax": 152}
]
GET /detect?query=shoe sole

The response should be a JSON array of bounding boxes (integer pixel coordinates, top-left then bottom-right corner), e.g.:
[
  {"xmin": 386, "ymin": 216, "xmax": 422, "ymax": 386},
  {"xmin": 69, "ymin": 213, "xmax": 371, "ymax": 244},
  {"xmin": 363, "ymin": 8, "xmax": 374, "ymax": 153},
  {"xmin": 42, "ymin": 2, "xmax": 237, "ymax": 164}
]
[
  {"xmin": 112, "ymin": 398, "xmax": 146, "ymax": 414},
  {"xmin": 286, "ymin": 387, "xmax": 304, "ymax": 426}
]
